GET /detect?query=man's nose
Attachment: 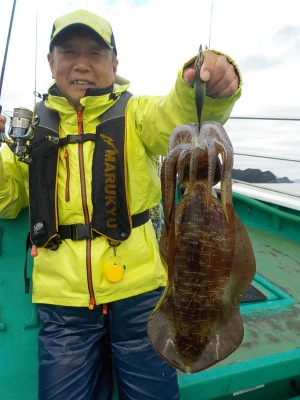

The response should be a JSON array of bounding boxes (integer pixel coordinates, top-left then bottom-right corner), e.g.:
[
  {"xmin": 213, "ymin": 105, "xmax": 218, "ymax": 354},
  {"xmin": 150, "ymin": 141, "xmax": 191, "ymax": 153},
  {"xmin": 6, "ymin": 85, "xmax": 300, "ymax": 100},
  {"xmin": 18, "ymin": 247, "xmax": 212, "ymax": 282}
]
[{"xmin": 74, "ymin": 53, "xmax": 91, "ymax": 70}]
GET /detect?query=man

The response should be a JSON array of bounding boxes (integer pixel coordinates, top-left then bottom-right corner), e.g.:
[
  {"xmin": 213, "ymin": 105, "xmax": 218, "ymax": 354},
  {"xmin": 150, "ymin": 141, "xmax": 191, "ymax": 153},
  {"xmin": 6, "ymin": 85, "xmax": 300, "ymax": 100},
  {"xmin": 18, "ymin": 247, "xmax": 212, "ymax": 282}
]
[{"xmin": 0, "ymin": 9, "xmax": 241, "ymax": 400}]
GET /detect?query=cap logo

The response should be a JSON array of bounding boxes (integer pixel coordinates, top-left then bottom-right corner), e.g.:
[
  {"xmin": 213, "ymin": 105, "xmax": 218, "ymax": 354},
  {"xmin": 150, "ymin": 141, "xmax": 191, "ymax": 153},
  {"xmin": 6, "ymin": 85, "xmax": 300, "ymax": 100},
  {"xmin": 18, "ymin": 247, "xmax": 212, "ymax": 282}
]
[{"xmin": 55, "ymin": 15, "xmax": 111, "ymax": 43}]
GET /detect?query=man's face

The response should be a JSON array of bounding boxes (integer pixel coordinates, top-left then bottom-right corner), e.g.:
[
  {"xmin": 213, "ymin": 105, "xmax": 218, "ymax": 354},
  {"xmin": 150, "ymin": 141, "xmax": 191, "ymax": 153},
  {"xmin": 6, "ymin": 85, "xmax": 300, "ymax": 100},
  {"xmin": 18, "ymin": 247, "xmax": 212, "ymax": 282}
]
[{"xmin": 47, "ymin": 30, "xmax": 118, "ymax": 105}]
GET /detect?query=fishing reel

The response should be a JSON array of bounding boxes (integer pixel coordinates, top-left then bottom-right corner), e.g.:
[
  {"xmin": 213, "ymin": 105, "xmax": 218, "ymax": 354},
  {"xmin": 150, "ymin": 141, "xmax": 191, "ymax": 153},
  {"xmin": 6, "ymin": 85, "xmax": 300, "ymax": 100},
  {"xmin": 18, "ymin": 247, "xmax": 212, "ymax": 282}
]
[{"xmin": 0, "ymin": 107, "xmax": 39, "ymax": 164}]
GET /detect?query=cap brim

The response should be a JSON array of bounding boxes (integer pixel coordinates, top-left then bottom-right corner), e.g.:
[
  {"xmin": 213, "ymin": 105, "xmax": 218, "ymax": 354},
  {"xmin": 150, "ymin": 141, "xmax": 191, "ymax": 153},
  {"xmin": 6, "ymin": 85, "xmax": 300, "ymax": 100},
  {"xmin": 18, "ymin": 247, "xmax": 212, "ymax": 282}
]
[{"xmin": 49, "ymin": 23, "xmax": 113, "ymax": 52}]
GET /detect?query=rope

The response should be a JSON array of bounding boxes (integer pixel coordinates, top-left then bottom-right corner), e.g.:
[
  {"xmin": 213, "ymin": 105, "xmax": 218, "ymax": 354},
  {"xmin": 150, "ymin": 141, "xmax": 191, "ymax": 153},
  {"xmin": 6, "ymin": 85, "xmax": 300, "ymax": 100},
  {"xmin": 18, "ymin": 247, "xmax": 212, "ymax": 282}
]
[
  {"xmin": 234, "ymin": 152, "xmax": 300, "ymax": 164},
  {"xmin": 230, "ymin": 116, "xmax": 300, "ymax": 121},
  {"xmin": 208, "ymin": 0, "xmax": 214, "ymax": 49}
]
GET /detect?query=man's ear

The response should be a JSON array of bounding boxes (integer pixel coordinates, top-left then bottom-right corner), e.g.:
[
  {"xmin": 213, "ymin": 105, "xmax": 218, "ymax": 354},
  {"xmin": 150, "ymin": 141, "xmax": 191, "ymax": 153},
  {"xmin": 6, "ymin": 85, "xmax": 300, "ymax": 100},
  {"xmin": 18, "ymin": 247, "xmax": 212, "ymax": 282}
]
[
  {"xmin": 112, "ymin": 57, "xmax": 118, "ymax": 78},
  {"xmin": 47, "ymin": 52, "xmax": 55, "ymax": 79}
]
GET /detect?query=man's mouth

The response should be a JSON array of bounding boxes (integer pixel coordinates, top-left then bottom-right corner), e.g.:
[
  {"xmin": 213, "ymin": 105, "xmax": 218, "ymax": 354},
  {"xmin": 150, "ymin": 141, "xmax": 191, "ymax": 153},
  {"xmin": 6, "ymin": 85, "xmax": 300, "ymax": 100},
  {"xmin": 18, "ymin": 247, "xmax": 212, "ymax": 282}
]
[{"xmin": 72, "ymin": 80, "xmax": 93, "ymax": 85}]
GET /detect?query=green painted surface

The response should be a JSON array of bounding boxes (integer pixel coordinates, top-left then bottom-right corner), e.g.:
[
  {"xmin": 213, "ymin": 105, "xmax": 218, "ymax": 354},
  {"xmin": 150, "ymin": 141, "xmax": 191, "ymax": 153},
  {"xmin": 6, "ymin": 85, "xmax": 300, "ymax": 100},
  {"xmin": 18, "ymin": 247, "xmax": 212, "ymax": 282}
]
[
  {"xmin": 178, "ymin": 225, "xmax": 300, "ymax": 399},
  {"xmin": 0, "ymin": 194, "xmax": 300, "ymax": 399},
  {"xmin": 232, "ymin": 192, "xmax": 300, "ymax": 242},
  {"xmin": 0, "ymin": 210, "xmax": 38, "ymax": 400}
]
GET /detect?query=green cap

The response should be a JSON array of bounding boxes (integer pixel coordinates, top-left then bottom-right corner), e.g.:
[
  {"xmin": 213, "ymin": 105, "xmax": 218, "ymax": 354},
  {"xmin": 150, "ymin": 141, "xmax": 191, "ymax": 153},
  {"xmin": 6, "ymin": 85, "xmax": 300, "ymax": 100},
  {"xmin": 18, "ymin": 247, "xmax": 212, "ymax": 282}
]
[{"xmin": 49, "ymin": 9, "xmax": 117, "ymax": 56}]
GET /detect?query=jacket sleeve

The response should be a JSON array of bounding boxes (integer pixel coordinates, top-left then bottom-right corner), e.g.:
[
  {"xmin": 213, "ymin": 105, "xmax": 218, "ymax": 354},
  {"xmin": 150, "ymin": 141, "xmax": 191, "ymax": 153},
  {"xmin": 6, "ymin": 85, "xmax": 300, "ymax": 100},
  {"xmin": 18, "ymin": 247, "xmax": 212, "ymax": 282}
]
[
  {"xmin": 129, "ymin": 51, "xmax": 242, "ymax": 156},
  {"xmin": 0, "ymin": 146, "xmax": 28, "ymax": 219}
]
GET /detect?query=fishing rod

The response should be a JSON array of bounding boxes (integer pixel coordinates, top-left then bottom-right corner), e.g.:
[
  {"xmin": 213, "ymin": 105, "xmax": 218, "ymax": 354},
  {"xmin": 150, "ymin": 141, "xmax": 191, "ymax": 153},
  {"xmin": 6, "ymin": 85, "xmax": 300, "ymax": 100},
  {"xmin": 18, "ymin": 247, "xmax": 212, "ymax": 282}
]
[
  {"xmin": 0, "ymin": 0, "xmax": 17, "ymax": 114},
  {"xmin": 0, "ymin": 0, "xmax": 40, "ymax": 164}
]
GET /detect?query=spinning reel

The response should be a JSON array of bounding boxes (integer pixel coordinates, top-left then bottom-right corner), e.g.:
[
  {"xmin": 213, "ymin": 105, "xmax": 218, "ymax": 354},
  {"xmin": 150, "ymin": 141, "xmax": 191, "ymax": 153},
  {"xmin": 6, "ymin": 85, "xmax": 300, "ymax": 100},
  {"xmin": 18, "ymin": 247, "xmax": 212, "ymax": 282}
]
[{"xmin": 0, "ymin": 107, "xmax": 40, "ymax": 164}]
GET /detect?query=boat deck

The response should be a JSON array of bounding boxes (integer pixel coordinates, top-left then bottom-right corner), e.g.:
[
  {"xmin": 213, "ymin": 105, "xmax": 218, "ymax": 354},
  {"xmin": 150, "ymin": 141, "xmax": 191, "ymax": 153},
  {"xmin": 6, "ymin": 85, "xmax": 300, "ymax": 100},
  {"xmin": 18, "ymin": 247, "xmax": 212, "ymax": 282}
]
[
  {"xmin": 179, "ymin": 198, "xmax": 300, "ymax": 400},
  {"xmin": 0, "ymin": 189, "xmax": 300, "ymax": 399}
]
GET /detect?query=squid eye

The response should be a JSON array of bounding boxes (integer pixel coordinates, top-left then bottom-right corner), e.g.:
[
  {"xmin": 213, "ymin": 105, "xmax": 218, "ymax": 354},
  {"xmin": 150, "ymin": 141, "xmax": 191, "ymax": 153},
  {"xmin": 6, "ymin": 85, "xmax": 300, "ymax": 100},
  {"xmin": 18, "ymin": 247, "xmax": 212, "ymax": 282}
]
[{"xmin": 178, "ymin": 184, "xmax": 188, "ymax": 199}]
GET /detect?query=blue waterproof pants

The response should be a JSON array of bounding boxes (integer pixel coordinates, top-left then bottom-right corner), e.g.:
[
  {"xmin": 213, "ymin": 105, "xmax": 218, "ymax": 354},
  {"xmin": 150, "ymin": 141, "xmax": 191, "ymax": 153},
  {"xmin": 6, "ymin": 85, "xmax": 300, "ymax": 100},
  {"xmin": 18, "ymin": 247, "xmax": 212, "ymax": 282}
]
[{"xmin": 37, "ymin": 288, "xmax": 180, "ymax": 400}]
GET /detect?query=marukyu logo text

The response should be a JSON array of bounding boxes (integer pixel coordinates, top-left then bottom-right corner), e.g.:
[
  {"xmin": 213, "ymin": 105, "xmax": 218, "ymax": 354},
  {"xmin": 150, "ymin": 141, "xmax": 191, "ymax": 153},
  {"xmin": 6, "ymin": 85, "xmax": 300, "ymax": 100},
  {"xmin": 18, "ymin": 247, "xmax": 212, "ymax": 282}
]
[{"xmin": 100, "ymin": 134, "xmax": 119, "ymax": 229}]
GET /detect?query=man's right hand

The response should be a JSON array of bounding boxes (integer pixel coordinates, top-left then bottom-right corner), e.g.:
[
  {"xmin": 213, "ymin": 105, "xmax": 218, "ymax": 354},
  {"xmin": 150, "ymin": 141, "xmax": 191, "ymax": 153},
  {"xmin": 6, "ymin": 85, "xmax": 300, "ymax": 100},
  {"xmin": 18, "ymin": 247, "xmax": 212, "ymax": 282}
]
[{"xmin": 0, "ymin": 115, "xmax": 6, "ymax": 133}]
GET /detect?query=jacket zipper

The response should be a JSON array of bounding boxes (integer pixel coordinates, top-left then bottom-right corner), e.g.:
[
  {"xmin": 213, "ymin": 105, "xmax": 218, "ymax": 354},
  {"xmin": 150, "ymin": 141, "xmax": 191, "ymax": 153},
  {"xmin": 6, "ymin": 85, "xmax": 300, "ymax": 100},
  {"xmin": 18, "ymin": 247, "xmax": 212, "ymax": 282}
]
[
  {"xmin": 77, "ymin": 109, "xmax": 96, "ymax": 310},
  {"xmin": 64, "ymin": 149, "xmax": 70, "ymax": 202}
]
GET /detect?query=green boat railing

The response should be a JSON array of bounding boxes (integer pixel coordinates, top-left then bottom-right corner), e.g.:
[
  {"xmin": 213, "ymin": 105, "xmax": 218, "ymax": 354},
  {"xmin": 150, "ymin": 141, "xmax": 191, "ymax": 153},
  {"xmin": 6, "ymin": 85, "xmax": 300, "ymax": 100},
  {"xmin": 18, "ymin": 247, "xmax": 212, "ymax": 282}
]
[{"xmin": 231, "ymin": 190, "xmax": 300, "ymax": 242}]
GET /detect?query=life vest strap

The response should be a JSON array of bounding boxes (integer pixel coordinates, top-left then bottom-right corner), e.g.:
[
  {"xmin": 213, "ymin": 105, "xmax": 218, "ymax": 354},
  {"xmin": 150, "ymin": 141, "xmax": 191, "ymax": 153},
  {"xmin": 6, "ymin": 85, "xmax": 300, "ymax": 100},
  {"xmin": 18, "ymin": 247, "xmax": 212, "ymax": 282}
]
[
  {"xmin": 58, "ymin": 210, "xmax": 150, "ymax": 241},
  {"xmin": 59, "ymin": 133, "xmax": 96, "ymax": 146}
]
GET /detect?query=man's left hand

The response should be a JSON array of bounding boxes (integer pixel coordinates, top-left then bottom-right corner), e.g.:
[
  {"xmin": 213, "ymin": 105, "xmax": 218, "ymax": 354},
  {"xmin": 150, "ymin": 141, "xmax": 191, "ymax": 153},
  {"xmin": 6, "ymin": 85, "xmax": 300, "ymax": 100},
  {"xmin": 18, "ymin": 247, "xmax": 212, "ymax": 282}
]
[{"xmin": 183, "ymin": 50, "xmax": 239, "ymax": 98}]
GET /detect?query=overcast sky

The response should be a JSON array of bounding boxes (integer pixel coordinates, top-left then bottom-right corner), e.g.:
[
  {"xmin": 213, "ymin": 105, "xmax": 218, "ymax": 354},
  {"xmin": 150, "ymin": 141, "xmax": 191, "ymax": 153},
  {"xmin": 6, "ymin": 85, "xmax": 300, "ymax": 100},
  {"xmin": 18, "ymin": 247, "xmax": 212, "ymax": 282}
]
[{"xmin": 1, "ymin": 0, "xmax": 300, "ymax": 179}]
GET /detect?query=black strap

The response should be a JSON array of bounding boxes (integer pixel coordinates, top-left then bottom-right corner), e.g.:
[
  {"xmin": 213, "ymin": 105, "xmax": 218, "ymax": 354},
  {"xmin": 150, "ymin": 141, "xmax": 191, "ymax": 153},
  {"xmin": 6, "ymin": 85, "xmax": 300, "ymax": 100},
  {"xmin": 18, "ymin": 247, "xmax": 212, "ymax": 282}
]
[
  {"xmin": 58, "ymin": 210, "xmax": 150, "ymax": 241},
  {"xmin": 24, "ymin": 210, "xmax": 149, "ymax": 292},
  {"xmin": 24, "ymin": 234, "xmax": 32, "ymax": 294},
  {"xmin": 59, "ymin": 133, "xmax": 96, "ymax": 146}
]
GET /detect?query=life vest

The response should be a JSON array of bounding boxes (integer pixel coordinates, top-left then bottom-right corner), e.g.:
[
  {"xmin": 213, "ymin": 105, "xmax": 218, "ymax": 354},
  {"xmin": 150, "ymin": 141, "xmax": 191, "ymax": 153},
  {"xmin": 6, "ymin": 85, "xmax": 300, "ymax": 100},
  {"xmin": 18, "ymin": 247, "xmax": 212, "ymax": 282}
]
[{"xmin": 28, "ymin": 91, "xmax": 149, "ymax": 250}]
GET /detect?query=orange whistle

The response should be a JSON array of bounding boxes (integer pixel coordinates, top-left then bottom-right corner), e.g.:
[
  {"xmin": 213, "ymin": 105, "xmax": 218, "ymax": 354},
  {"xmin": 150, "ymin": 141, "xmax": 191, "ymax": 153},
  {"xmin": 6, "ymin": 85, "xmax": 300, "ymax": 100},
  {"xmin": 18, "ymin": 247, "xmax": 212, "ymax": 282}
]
[{"xmin": 31, "ymin": 245, "xmax": 38, "ymax": 257}]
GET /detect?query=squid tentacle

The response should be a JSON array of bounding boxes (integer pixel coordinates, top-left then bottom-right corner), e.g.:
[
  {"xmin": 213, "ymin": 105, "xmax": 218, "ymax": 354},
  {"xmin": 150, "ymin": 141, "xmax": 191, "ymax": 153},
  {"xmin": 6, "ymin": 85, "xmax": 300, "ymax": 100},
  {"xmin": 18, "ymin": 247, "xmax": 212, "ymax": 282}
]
[{"xmin": 160, "ymin": 147, "xmax": 181, "ymax": 230}]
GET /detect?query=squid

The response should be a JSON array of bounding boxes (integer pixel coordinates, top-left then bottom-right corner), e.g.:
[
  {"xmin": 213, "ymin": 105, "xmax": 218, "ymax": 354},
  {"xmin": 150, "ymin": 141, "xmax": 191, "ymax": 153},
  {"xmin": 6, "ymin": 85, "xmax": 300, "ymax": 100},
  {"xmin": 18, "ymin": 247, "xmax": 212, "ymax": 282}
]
[{"xmin": 147, "ymin": 121, "xmax": 256, "ymax": 374}]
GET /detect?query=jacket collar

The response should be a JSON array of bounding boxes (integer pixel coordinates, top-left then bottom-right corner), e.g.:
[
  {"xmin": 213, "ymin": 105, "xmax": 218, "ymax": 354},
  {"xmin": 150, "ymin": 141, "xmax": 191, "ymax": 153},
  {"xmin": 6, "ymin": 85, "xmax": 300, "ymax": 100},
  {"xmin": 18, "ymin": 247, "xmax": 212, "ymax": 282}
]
[{"xmin": 48, "ymin": 82, "xmax": 114, "ymax": 98}]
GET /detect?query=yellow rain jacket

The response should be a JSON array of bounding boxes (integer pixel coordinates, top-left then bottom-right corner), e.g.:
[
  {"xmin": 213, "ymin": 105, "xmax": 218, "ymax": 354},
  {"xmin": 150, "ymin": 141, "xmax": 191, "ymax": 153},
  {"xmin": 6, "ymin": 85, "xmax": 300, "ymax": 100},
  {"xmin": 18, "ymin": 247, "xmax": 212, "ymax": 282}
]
[{"xmin": 0, "ymin": 55, "xmax": 242, "ymax": 307}]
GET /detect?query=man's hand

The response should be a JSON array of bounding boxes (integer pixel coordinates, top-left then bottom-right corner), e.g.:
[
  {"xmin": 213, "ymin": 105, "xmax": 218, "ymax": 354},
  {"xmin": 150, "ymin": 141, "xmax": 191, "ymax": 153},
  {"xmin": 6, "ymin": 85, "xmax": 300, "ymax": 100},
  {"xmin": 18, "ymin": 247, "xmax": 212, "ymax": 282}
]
[
  {"xmin": 0, "ymin": 115, "xmax": 6, "ymax": 133},
  {"xmin": 183, "ymin": 50, "xmax": 239, "ymax": 98}
]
